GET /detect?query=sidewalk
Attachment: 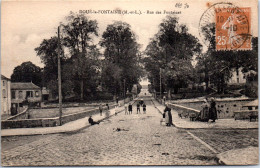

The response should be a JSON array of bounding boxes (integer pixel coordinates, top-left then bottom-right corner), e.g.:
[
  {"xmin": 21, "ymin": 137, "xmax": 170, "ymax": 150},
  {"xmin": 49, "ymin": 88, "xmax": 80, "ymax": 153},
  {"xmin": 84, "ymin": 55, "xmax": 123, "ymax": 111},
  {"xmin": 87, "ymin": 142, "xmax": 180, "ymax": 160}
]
[
  {"xmin": 217, "ymin": 146, "xmax": 258, "ymax": 165},
  {"xmin": 1, "ymin": 104, "xmax": 127, "ymax": 137},
  {"xmin": 153, "ymin": 100, "xmax": 258, "ymax": 129}
]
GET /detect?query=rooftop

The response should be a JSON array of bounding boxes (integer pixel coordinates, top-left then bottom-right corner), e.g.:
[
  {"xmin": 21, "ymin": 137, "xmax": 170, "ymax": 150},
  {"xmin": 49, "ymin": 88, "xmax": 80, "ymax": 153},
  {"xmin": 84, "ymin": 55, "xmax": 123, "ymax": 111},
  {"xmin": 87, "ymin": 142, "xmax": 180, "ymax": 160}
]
[
  {"xmin": 1, "ymin": 75, "xmax": 10, "ymax": 81},
  {"xmin": 11, "ymin": 82, "xmax": 40, "ymax": 90}
]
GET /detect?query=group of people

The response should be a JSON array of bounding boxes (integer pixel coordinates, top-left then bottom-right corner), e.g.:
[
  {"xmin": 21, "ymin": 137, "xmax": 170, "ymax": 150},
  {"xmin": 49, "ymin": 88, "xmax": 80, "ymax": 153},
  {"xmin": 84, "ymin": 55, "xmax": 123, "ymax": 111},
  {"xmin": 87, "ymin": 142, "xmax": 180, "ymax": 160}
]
[
  {"xmin": 199, "ymin": 98, "xmax": 217, "ymax": 122},
  {"xmin": 124, "ymin": 102, "xmax": 147, "ymax": 115}
]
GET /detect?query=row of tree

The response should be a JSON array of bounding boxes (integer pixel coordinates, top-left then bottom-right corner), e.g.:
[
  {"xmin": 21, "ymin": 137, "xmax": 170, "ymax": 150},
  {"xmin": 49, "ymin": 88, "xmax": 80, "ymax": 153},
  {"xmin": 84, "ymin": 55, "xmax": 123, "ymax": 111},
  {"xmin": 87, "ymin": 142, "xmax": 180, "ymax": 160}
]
[
  {"xmin": 144, "ymin": 16, "xmax": 258, "ymax": 98},
  {"xmin": 11, "ymin": 13, "xmax": 258, "ymax": 100},
  {"xmin": 11, "ymin": 12, "xmax": 143, "ymax": 101}
]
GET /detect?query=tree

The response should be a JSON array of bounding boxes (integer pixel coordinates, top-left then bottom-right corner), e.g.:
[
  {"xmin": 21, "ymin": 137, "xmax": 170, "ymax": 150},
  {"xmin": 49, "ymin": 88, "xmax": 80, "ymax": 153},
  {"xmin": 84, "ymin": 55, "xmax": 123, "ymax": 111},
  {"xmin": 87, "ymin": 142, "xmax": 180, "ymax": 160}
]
[
  {"xmin": 100, "ymin": 21, "xmax": 143, "ymax": 96},
  {"xmin": 62, "ymin": 12, "xmax": 99, "ymax": 100},
  {"xmin": 11, "ymin": 61, "xmax": 42, "ymax": 87},
  {"xmin": 35, "ymin": 36, "xmax": 72, "ymax": 98},
  {"xmin": 35, "ymin": 12, "xmax": 100, "ymax": 100},
  {"xmin": 144, "ymin": 16, "xmax": 202, "ymax": 97}
]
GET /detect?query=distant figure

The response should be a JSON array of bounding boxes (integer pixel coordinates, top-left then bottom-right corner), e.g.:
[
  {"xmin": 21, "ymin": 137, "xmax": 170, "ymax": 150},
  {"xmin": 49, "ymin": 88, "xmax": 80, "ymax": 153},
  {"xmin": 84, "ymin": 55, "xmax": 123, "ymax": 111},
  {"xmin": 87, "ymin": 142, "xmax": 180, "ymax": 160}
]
[
  {"xmin": 106, "ymin": 103, "xmax": 109, "ymax": 110},
  {"xmin": 209, "ymin": 98, "xmax": 217, "ymax": 122},
  {"xmin": 137, "ymin": 103, "xmax": 141, "ymax": 114},
  {"xmin": 164, "ymin": 104, "xmax": 173, "ymax": 126},
  {"xmin": 163, "ymin": 96, "xmax": 166, "ymax": 104},
  {"xmin": 143, "ymin": 103, "xmax": 146, "ymax": 114},
  {"xmin": 116, "ymin": 97, "xmax": 119, "ymax": 104},
  {"xmin": 99, "ymin": 104, "xmax": 103, "ymax": 116},
  {"xmin": 200, "ymin": 98, "xmax": 210, "ymax": 122},
  {"xmin": 128, "ymin": 103, "xmax": 132, "ymax": 114},
  {"xmin": 115, "ymin": 105, "xmax": 119, "ymax": 116},
  {"xmin": 88, "ymin": 116, "xmax": 99, "ymax": 125},
  {"xmin": 124, "ymin": 103, "xmax": 128, "ymax": 115}
]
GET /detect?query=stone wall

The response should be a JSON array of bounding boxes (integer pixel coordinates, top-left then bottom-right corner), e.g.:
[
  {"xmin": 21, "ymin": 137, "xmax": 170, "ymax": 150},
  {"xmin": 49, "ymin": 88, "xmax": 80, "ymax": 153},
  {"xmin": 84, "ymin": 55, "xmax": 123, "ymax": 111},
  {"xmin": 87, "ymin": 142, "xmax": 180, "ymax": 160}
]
[
  {"xmin": 1, "ymin": 98, "xmax": 132, "ymax": 129},
  {"xmin": 173, "ymin": 99, "xmax": 255, "ymax": 118}
]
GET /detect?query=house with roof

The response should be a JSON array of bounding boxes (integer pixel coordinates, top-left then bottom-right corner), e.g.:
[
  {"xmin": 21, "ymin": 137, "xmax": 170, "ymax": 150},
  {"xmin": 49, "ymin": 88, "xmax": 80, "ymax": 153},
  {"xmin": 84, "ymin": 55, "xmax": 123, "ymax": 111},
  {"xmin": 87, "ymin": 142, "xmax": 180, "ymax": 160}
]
[
  {"xmin": 1, "ymin": 75, "xmax": 11, "ymax": 116},
  {"xmin": 11, "ymin": 82, "xmax": 42, "ymax": 114}
]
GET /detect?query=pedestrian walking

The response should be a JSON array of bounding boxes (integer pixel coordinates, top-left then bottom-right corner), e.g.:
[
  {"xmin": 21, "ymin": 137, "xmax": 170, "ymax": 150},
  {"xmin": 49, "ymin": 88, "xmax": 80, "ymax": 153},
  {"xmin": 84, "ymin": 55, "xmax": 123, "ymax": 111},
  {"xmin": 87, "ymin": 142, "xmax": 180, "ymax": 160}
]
[
  {"xmin": 143, "ymin": 103, "xmax": 146, "ymax": 114},
  {"xmin": 209, "ymin": 98, "xmax": 217, "ymax": 122},
  {"xmin": 124, "ymin": 103, "xmax": 128, "ymax": 115},
  {"xmin": 99, "ymin": 103, "xmax": 103, "ymax": 116},
  {"xmin": 128, "ymin": 103, "xmax": 132, "ymax": 114},
  {"xmin": 106, "ymin": 103, "xmax": 109, "ymax": 110},
  {"xmin": 137, "ymin": 103, "xmax": 140, "ymax": 114},
  {"xmin": 164, "ymin": 104, "xmax": 173, "ymax": 126}
]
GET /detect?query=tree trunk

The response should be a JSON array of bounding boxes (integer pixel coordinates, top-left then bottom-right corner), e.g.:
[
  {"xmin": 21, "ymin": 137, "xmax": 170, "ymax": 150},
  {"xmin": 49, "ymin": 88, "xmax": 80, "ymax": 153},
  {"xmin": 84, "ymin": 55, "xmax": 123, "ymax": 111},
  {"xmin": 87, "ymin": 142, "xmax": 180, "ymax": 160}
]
[{"xmin": 80, "ymin": 79, "xmax": 84, "ymax": 100}]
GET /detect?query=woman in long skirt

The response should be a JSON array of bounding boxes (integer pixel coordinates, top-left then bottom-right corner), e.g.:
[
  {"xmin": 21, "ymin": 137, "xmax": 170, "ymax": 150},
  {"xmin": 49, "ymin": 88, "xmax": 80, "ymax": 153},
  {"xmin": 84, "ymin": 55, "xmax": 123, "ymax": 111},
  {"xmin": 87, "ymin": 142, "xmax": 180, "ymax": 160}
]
[
  {"xmin": 164, "ymin": 104, "xmax": 173, "ymax": 126},
  {"xmin": 200, "ymin": 99, "xmax": 210, "ymax": 122}
]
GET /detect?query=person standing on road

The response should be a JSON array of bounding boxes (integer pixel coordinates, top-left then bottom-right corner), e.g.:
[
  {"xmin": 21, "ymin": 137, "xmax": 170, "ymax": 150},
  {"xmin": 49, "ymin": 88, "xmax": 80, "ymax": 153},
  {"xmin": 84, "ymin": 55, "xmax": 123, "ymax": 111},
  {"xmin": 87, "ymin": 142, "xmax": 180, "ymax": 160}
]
[
  {"xmin": 200, "ymin": 98, "xmax": 210, "ymax": 122},
  {"xmin": 124, "ymin": 103, "xmax": 128, "ymax": 115},
  {"xmin": 209, "ymin": 98, "xmax": 217, "ymax": 122},
  {"xmin": 99, "ymin": 104, "xmax": 103, "ymax": 116},
  {"xmin": 143, "ymin": 103, "xmax": 146, "ymax": 114},
  {"xmin": 164, "ymin": 104, "xmax": 173, "ymax": 126},
  {"xmin": 128, "ymin": 103, "xmax": 132, "ymax": 114},
  {"xmin": 137, "ymin": 103, "xmax": 141, "ymax": 114},
  {"xmin": 106, "ymin": 103, "xmax": 109, "ymax": 110}
]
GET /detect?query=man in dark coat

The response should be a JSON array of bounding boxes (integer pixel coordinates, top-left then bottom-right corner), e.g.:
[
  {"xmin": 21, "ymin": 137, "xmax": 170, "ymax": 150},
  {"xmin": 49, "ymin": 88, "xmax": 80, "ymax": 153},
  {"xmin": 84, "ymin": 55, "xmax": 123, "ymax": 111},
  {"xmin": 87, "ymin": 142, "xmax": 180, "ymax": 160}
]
[
  {"xmin": 143, "ymin": 103, "xmax": 146, "ymax": 114},
  {"xmin": 128, "ymin": 103, "xmax": 132, "ymax": 114}
]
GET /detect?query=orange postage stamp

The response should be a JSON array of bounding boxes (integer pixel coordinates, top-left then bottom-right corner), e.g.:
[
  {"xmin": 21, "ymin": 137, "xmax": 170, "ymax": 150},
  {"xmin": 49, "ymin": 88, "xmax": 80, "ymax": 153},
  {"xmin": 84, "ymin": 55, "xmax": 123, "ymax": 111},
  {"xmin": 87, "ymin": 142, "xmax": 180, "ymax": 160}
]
[{"xmin": 215, "ymin": 7, "xmax": 251, "ymax": 50}]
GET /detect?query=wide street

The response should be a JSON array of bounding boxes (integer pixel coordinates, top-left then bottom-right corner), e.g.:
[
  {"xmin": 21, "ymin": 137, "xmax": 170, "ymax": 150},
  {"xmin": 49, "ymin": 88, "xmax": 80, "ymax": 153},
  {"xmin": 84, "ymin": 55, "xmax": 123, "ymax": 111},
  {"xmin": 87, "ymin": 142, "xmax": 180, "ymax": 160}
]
[{"xmin": 1, "ymin": 96, "xmax": 258, "ymax": 166}]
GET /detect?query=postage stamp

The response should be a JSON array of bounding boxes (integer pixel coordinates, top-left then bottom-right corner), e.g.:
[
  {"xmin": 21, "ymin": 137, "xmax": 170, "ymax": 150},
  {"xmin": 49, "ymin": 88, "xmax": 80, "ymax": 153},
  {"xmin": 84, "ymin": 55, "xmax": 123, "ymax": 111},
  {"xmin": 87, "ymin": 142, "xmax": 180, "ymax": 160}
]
[
  {"xmin": 215, "ymin": 7, "xmax": 251, "ymax": 50},
  {"xmin": 199, "ymin": 2, "xmax": 252, "ymax": 50}
]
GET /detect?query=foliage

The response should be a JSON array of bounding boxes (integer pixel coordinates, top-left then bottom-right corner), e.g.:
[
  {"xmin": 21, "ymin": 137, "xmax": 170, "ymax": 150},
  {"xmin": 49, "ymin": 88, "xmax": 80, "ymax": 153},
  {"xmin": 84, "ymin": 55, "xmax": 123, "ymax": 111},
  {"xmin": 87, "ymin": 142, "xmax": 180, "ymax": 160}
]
[
  {"xmin": 144, "ymin": 16, "xmax": 202, "ymax": 95},
  {"xmin": 100, "ymin": 21, "xmax": 143, "ymax": 96},
  {"xmin": 11, "ymin": 61, "xmax": 43, "ymax": 87}
]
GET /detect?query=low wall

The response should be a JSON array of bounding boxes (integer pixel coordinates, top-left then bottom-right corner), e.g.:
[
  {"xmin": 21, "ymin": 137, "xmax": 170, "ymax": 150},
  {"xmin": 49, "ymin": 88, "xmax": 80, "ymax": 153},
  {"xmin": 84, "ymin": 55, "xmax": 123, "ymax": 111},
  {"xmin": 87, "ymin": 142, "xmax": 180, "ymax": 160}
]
[
  {"xmin": 168, "ymin": 103, "xmax": 200, "ymax": 117},
  {"xmin": 172, "ymin": 98, "xmax": 255, "ymax": 119},
  {"xmin": 5, "ymin": 107, "xmax": 29, "ymax": 120},
  {"xmin": 1, "ymin": 98, "xmax": 132, "ymax": 129}
]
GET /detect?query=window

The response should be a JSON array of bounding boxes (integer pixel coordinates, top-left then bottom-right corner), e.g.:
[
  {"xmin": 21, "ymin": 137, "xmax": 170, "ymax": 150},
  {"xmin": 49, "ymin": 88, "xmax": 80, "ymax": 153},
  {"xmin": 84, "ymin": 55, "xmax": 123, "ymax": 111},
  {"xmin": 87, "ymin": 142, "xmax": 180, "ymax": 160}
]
[
  {"xmin": 26, "ymin": 91, "xmax": 33, "ymax": 98},
  {"xmin": 11, "ymin": 91, "xmax": 16, "ymax": 99},
  {"xmin": 3, "ymin": 81, "xmax": 5, "ymax": 86},
  {"xmin": 2, "ymin": 89, "xmax": 6, "ymax": 98},
  {"xmin": 18, "ymin": 91, "xmax": 23, "ymax": 99},
  {"xmin": 35, "ymin": 91, "xmax": 39, "ymax": 97}
]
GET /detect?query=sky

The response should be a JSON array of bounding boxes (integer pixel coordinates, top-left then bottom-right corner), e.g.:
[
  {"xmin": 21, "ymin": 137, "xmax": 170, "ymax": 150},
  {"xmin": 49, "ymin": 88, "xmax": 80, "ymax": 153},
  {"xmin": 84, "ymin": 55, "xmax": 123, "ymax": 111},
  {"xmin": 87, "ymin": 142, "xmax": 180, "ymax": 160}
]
[{"xmin": 1, "ymin": 0, "xmax": 258, "ymax": 78}]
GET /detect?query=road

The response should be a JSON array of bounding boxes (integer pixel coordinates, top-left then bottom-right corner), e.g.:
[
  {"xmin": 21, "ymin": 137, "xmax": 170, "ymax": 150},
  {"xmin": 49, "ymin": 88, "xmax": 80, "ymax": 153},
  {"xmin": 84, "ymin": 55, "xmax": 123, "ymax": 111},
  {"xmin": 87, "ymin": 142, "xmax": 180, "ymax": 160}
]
[{"xmin": 1, "ymin": 96, "xmax": 258, "ymax": 166}]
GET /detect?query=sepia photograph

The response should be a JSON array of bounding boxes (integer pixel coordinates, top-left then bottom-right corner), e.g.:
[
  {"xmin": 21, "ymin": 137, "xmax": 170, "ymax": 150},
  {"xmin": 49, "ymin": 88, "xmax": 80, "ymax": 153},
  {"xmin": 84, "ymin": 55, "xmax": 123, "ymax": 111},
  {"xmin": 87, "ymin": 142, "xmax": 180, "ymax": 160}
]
[{"xmin": 1, "ymin": 0, "xmax": 258, "ymax": 166}]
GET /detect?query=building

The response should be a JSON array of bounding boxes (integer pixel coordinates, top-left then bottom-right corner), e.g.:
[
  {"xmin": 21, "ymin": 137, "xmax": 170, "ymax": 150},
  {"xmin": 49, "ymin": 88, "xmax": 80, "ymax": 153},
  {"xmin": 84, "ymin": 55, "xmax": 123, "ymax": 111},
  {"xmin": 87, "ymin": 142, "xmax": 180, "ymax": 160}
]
[
  {"xmin": 1, "ymin": 75, "xmax": 11, "ymax": 116},
  {"xmin": 228, "ymin": 67, "xmax": 247, "ymax": 84},
  {"xmin": 11, "ymin": 82, "xmax": 42, "ymax": 115}
]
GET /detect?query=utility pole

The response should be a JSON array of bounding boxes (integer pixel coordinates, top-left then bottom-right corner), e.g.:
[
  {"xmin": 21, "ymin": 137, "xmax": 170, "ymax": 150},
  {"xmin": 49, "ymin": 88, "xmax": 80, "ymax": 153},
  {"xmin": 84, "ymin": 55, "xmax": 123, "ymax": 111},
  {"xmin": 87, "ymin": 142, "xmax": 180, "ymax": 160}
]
[{"xmin": 58, "ymin": 26, "xmax": 63, "ymax": 126}]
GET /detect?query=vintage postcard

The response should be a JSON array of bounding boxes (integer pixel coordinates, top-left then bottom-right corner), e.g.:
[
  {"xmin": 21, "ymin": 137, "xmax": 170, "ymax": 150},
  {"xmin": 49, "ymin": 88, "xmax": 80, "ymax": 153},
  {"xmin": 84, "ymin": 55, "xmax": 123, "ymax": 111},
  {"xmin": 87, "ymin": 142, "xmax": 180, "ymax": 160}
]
[{"xmin": 1, "ymin": 0, "xmax": 258, "ymax": 166}]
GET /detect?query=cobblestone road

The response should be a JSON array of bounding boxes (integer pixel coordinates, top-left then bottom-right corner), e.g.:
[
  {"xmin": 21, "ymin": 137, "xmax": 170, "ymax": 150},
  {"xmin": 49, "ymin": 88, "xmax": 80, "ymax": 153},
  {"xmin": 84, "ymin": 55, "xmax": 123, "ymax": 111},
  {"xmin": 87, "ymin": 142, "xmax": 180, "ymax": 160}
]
[{"xmin": 1, "ymin": 97, "xmax": 256, "ymax": 166}]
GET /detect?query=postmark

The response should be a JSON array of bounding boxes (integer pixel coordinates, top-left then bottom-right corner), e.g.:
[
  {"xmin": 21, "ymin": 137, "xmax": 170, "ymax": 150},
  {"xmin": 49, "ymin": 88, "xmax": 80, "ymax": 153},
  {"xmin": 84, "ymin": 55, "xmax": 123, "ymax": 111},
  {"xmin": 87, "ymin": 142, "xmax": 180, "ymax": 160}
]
[{"xmin": 199, "ymin": 2, "xmax": 252, "ymax": 50}]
